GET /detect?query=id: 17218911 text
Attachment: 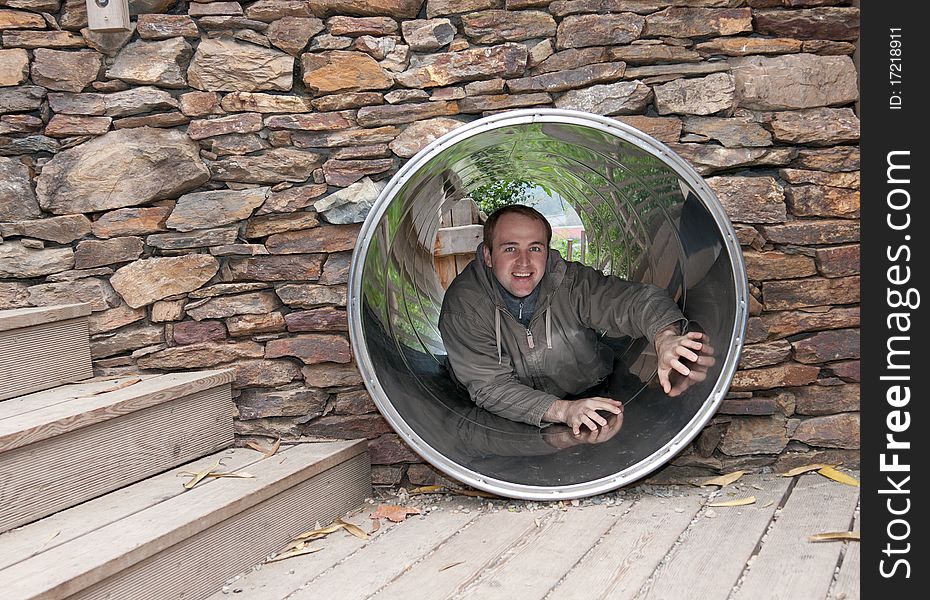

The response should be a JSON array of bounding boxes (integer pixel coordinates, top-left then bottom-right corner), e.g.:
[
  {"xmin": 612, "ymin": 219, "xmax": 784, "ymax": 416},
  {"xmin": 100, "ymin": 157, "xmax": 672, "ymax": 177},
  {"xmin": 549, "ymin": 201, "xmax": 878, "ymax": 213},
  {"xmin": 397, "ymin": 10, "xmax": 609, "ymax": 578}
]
[{"xmin": 889, "ymin": 28, "xmax": 902, "ymax": 110}]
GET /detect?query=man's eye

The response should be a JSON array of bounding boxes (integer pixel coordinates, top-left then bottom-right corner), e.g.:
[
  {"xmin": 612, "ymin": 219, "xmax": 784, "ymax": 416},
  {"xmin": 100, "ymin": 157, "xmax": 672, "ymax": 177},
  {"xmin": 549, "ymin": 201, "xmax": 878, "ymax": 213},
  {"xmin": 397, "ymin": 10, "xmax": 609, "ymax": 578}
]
[
  {"xmin": 503, "ymin": 247, "xmax": 514, "ymax": 252},
  {"xmin": 530, "ymin": 247, "xmax": 542, "ymax": 252}
]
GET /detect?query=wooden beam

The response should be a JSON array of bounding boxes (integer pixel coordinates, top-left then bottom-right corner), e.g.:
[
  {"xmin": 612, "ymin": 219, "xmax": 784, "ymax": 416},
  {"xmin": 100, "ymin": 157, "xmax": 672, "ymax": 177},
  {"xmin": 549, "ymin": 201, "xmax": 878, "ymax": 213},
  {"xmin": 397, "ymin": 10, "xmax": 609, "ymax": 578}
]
[
  {"xmin": 0, "ymin": 304, "xmax": 91, "ymax": 332},
  {"xmin": 0, "ymin": 369, "xmax": 236, "ymax": 452},
  {"xmin": 0, "ymin": 449, "xmax": 264, "ymax": 572},
  {"xmin": 0, "ymin": 317, "xmax": 93, "ymax": 401},
  {"xmin": 0, "ymin": 384, "xmax": 235, "ymax": 533},
  {"xmin": 435, "ymin": 225, "xmax": 483, "ymax": 257},
  {"xmin": 2, "ymin": 441, "xmax": 370, "ymax": 600}
]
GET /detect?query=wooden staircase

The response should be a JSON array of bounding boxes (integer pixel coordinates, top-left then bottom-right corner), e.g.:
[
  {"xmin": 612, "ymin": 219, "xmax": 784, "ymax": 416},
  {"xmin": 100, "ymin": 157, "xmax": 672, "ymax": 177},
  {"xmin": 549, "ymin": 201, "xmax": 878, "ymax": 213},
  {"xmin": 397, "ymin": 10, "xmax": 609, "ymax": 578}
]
[{"xmin": 0, "ymin": 304, "xmax": 373, "ymax": 600}]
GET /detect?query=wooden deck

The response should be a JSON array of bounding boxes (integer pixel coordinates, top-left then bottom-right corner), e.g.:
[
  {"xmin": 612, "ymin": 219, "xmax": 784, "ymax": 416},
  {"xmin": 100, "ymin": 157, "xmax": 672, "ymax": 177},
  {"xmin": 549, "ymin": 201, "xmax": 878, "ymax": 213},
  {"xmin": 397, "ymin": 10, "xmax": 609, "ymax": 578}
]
[{"xmin": 205, "ymin": 472, "xmax": 860, "ymax": 600}]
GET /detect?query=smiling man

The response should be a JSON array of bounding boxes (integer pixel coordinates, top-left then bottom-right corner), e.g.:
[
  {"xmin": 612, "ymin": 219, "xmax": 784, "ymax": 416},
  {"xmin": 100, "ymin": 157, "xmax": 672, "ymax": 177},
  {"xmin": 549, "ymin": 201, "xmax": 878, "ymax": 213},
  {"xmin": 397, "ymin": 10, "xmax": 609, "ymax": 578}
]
[{"xmin": 438, "ymin": 205, "xmax": 704, "ymax": 434}]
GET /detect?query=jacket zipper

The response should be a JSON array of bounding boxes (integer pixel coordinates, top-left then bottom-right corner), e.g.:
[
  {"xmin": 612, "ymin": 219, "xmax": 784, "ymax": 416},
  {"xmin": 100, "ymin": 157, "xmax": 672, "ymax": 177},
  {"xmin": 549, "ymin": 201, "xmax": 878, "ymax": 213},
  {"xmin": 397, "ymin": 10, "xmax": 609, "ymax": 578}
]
[{"xmin": 517, "ymin": 301, "xmax": 535, "ymax": 348}]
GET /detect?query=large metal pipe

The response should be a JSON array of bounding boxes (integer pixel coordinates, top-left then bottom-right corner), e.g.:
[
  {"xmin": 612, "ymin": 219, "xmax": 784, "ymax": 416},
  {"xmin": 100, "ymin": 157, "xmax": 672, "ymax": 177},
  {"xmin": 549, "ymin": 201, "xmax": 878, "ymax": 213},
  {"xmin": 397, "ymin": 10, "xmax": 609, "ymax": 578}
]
[{"xmin": 349, "ymin": 109, "xmax": 748, "ymax": 500}]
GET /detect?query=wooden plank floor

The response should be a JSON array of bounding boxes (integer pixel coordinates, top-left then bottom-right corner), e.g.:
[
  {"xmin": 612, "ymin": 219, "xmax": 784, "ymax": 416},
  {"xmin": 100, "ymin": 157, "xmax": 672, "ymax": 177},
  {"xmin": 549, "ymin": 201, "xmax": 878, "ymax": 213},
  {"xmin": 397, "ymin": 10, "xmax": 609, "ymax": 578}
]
[{"xmin": 206, "ymin": 472, "xmax": 860, "ymax": 600}]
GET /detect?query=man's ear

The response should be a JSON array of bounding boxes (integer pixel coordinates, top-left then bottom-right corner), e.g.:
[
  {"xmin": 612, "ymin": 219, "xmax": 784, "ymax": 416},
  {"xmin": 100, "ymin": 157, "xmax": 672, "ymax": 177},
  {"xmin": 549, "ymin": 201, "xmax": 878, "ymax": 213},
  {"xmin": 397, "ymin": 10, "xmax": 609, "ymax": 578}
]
[{"xmin": 482, "ymin": 244, "xmax": 492, "ymax": 267}]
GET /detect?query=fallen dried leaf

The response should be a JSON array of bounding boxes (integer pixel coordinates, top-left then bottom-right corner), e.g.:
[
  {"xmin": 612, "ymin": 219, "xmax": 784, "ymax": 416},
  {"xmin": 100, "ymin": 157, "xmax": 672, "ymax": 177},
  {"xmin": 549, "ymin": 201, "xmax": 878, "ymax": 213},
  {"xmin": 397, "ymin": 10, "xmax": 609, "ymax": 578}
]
[
  {"xmin": 818, "ymin": 466, "xmax": 859, "ymax": 487},
  {"xmin": 372, "ymin": 504, "xmax": 421, "ymax": 523},
  {"xmin": 407, "ymin": 485, "xmax": 500, "ymax": 499},
  {"xmin": 778, "ymin": 463, "xmax": 839, "ymax": 477},
  {"xmin": 294, "ymin": 523, "xmax": 345, "ymax": 541},
  {"xmin": 278, "ymin": 538, "xmax": 310, "ymax": 553},
  {"xmin": 761, "ymin": 500, "xmax": 774, "ymax": 509},
  {"xmin": 409, "ymin": 485, "xmax": 446, "ymax": 495},
  {"xmin": 90, "ymin": 377, "xmax": 142, "ymax": 396},
  {"xmin": 534, "ymin": 517, "xmax": 542, "ymax": 528},
  {"xmin": 699, "ymin": 470, "xmax": 745, "ymax": 488},
  {"xmin": 440, "ymin": 561, "xmax": 465, "ymax": 571},
  {"xmin": 455, "ymin": 489, "xmax": 500, "ymax": 499},
  {"xmin": 266, "ymin": 544, "xmax": 323, "ymax": 563},
  {"xmin": 38, "ymin": 530, "xmax": 61, "ymax": 552},
  {"xmin": 179, "ymin": 470, "xmax": 255, "ymax": 480},
  {"xmin": 205, "ymin": 471, "xmax": 255, "ymax": 479},
  {"xmin": 709, "ymin": 496, "xmax": 756, "ymax": 507},
  {"xmin": 809, "ymin": 531, "xmax": 860, "ymax": 542},
  {"xmin": 247, "ymin": 438, "xmax": 281, "ymax": 458},
  {"xmin": 369, "ymin": 519, "xmax": 382, "ymax": 535},
  {"xmin": 336, "ymin": 518, "xmax": 369, "ymax": 540},
  {"xmin": 183, "ymin": 461, "xmax": 221, "ymax": 490},
  {"xmin": 91, "ymin": 374, "xmax": 137, "ymax": 382}
]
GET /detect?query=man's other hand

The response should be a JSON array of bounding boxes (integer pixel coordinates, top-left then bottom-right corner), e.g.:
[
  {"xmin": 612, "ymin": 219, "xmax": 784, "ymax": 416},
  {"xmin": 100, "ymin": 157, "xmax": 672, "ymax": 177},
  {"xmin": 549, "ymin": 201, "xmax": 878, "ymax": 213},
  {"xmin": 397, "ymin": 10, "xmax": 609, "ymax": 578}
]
[
  {"xmin": 544, "ymin": 411, "xmax": 624, "ymax": 448},
  {"xmin": 544, "ymin": 397, "xmax": 623, "ymax": 435},
  {"xmin": 654, "ymin": 326, "xmax": 708, "ymax": 395}
]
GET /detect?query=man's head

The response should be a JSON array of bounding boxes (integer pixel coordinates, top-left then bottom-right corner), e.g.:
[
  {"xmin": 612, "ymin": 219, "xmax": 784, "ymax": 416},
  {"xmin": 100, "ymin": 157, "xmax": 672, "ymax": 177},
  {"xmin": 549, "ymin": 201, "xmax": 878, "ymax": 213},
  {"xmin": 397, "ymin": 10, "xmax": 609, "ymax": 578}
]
[{"xmin": 482, "ymin": 205, "xmax": 552, "ymax": 298}]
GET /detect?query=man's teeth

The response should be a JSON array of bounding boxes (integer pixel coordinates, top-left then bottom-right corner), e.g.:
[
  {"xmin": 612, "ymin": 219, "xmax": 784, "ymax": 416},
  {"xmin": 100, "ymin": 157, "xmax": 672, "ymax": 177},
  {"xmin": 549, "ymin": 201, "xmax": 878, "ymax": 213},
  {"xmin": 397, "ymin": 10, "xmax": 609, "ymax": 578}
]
[{"xmin": 513, "ymin": 273, "xmax": 531, "ymax": 277}]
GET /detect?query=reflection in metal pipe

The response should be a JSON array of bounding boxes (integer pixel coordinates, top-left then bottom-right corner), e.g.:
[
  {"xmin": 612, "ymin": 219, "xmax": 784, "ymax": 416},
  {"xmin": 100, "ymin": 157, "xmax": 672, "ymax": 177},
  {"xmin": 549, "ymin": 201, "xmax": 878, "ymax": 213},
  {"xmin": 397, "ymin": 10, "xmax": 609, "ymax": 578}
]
[{"xmin": 349, "ymin": 110, "xmax": 748, "ymax": 500}]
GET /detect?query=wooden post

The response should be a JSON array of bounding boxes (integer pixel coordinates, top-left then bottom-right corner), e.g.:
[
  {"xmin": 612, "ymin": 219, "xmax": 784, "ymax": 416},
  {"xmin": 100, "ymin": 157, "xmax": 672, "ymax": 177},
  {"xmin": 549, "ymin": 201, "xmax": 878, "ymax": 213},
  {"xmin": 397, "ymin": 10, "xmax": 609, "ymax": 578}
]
[
  {"xmin": 434, "ymin": 198, "xmax": 480, "ymax": 290},
  {"xmin": 85, "ymin": 0, "xmax": 131, "ymax": 32}
]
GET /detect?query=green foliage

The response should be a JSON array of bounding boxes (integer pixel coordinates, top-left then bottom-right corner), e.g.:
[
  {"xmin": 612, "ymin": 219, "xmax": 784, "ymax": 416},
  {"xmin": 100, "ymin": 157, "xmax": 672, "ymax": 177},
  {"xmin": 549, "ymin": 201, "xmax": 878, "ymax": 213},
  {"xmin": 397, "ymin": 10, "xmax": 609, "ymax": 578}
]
[
  {"xmin": 551, "ymin": 238, "xmax": 574, "ymax": 261},
  {"xmin": 470, "ymin": 179, "xmax": 531, "ymax": 215}
]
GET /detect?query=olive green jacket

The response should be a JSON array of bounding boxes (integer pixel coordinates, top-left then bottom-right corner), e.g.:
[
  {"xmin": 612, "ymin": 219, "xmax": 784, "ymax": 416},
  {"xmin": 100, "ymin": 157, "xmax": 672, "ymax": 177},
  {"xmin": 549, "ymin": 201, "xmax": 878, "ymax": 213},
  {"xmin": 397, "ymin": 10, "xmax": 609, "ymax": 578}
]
[{"xmin": 438, "ymin": 246, "xmax": 685, "ymax": 427}]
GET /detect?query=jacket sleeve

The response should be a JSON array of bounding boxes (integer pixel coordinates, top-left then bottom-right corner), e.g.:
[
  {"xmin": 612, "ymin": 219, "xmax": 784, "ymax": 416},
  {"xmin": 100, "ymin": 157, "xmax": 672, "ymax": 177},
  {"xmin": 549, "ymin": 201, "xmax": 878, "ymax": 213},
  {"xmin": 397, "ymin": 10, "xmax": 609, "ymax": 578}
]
[
  {"xmin": 571, "ymin": 263, "xmax": 686, "ymax": 344},
  {"xmin": 439, "ymin": 310, "xmax": 559, "ymax": 428}
]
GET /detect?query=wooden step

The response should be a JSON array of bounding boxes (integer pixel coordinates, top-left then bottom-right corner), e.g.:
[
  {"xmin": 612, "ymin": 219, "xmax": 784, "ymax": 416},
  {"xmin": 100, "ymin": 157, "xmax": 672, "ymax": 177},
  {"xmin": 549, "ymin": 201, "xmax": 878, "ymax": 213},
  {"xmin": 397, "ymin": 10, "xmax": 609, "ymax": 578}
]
[
  {"xmin": 0, "ymin": 370, "xmax": 236, "ymax": 533},
  {"xmin": 0, "ymin": 304, "xmax": 94, "ymax": 401},
  {"xmin": 0, "ymin": 441, "xmax": 372, "ymax": 600}
]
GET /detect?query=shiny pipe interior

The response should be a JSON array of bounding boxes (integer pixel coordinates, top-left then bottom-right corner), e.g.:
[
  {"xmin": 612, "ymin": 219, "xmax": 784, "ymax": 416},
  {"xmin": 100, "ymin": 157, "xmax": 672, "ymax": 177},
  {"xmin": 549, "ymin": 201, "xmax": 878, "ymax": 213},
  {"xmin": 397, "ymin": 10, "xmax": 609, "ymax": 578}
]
[{"xmin": 348, "ymin": 110, "xmax": 748, "ymax": 500}]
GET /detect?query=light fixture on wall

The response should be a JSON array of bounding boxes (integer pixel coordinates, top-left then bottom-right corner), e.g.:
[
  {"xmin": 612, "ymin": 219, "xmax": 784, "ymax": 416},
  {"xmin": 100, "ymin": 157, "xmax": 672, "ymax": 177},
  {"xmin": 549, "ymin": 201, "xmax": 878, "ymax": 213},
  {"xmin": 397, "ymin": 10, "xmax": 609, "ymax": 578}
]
[{"xmin": 85, "ymin": 0, "xmax": 131, "ymax": 32}]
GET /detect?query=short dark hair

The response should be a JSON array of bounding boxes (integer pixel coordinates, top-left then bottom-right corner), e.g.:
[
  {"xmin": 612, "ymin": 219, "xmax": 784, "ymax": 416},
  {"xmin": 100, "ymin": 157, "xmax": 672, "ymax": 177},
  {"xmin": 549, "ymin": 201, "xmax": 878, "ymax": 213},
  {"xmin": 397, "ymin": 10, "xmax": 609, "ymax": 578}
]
[{"xmin": 483, "ymin": 205, "xmax": 552, "ymax": 251}]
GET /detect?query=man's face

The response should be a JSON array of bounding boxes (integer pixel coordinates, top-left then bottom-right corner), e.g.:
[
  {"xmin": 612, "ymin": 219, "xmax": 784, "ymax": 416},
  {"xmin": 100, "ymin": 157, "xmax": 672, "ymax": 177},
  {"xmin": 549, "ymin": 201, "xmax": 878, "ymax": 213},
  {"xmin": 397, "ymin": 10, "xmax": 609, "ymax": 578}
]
[{"xmin": 482, "ymin": 212, "xmax": 548, "ymax": 298}]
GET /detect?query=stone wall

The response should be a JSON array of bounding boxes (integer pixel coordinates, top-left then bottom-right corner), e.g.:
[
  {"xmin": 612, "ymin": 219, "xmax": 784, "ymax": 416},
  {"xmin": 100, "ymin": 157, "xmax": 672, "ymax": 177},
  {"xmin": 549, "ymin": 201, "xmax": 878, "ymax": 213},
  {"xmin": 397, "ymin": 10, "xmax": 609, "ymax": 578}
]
[{"xmin": 0, "ymin": 0, "xmax": 860, "ymax": 486}]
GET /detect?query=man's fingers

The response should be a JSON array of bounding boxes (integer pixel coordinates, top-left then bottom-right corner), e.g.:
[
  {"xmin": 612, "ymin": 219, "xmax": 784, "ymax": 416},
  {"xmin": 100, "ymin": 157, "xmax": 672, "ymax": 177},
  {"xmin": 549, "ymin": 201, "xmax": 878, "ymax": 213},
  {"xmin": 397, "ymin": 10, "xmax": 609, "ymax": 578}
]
[
  {"xmin": 589, "ymin": 411, "xmax": 608, "ymax": 427},
  {"xmin": 588, "ymin": 396, "xmax": 622, "ymax": 405},
  {"xmin": 681, "ymin": 338, "xmax": 703, "ymax": 351},
  {"xmin": 658, "ymin": 368, "xmax": 671, "ymax": 393},
  {"xmin": 579, "ymin": 415, "xmax": 599, "ymax": 432},
  {"xmin": 676, "ymin": 346, "xmax": 700, "ymax": 362},
  {"xmin": 586, "ymin": 398, "xmax": 623, "ymax": 413},
  {"xmin": 670, "ymin": 359, "xmax": 691, "ymax": 377},
  {"xmin": 695, "ymin": 354, "xmax": 716, "ymax": 367}
]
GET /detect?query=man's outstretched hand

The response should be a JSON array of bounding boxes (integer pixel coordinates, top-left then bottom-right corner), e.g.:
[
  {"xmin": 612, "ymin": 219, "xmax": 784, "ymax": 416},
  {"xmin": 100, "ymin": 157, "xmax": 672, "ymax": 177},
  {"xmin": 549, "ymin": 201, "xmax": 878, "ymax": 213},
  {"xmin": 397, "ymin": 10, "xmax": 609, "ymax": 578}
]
[
  {"xmin": 543, "ymin": 397, "xmax": 623, "ymax": 435},
  {"xmin": 654, "ymin": 326, "xmax": 707, "ymax": 395}
]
